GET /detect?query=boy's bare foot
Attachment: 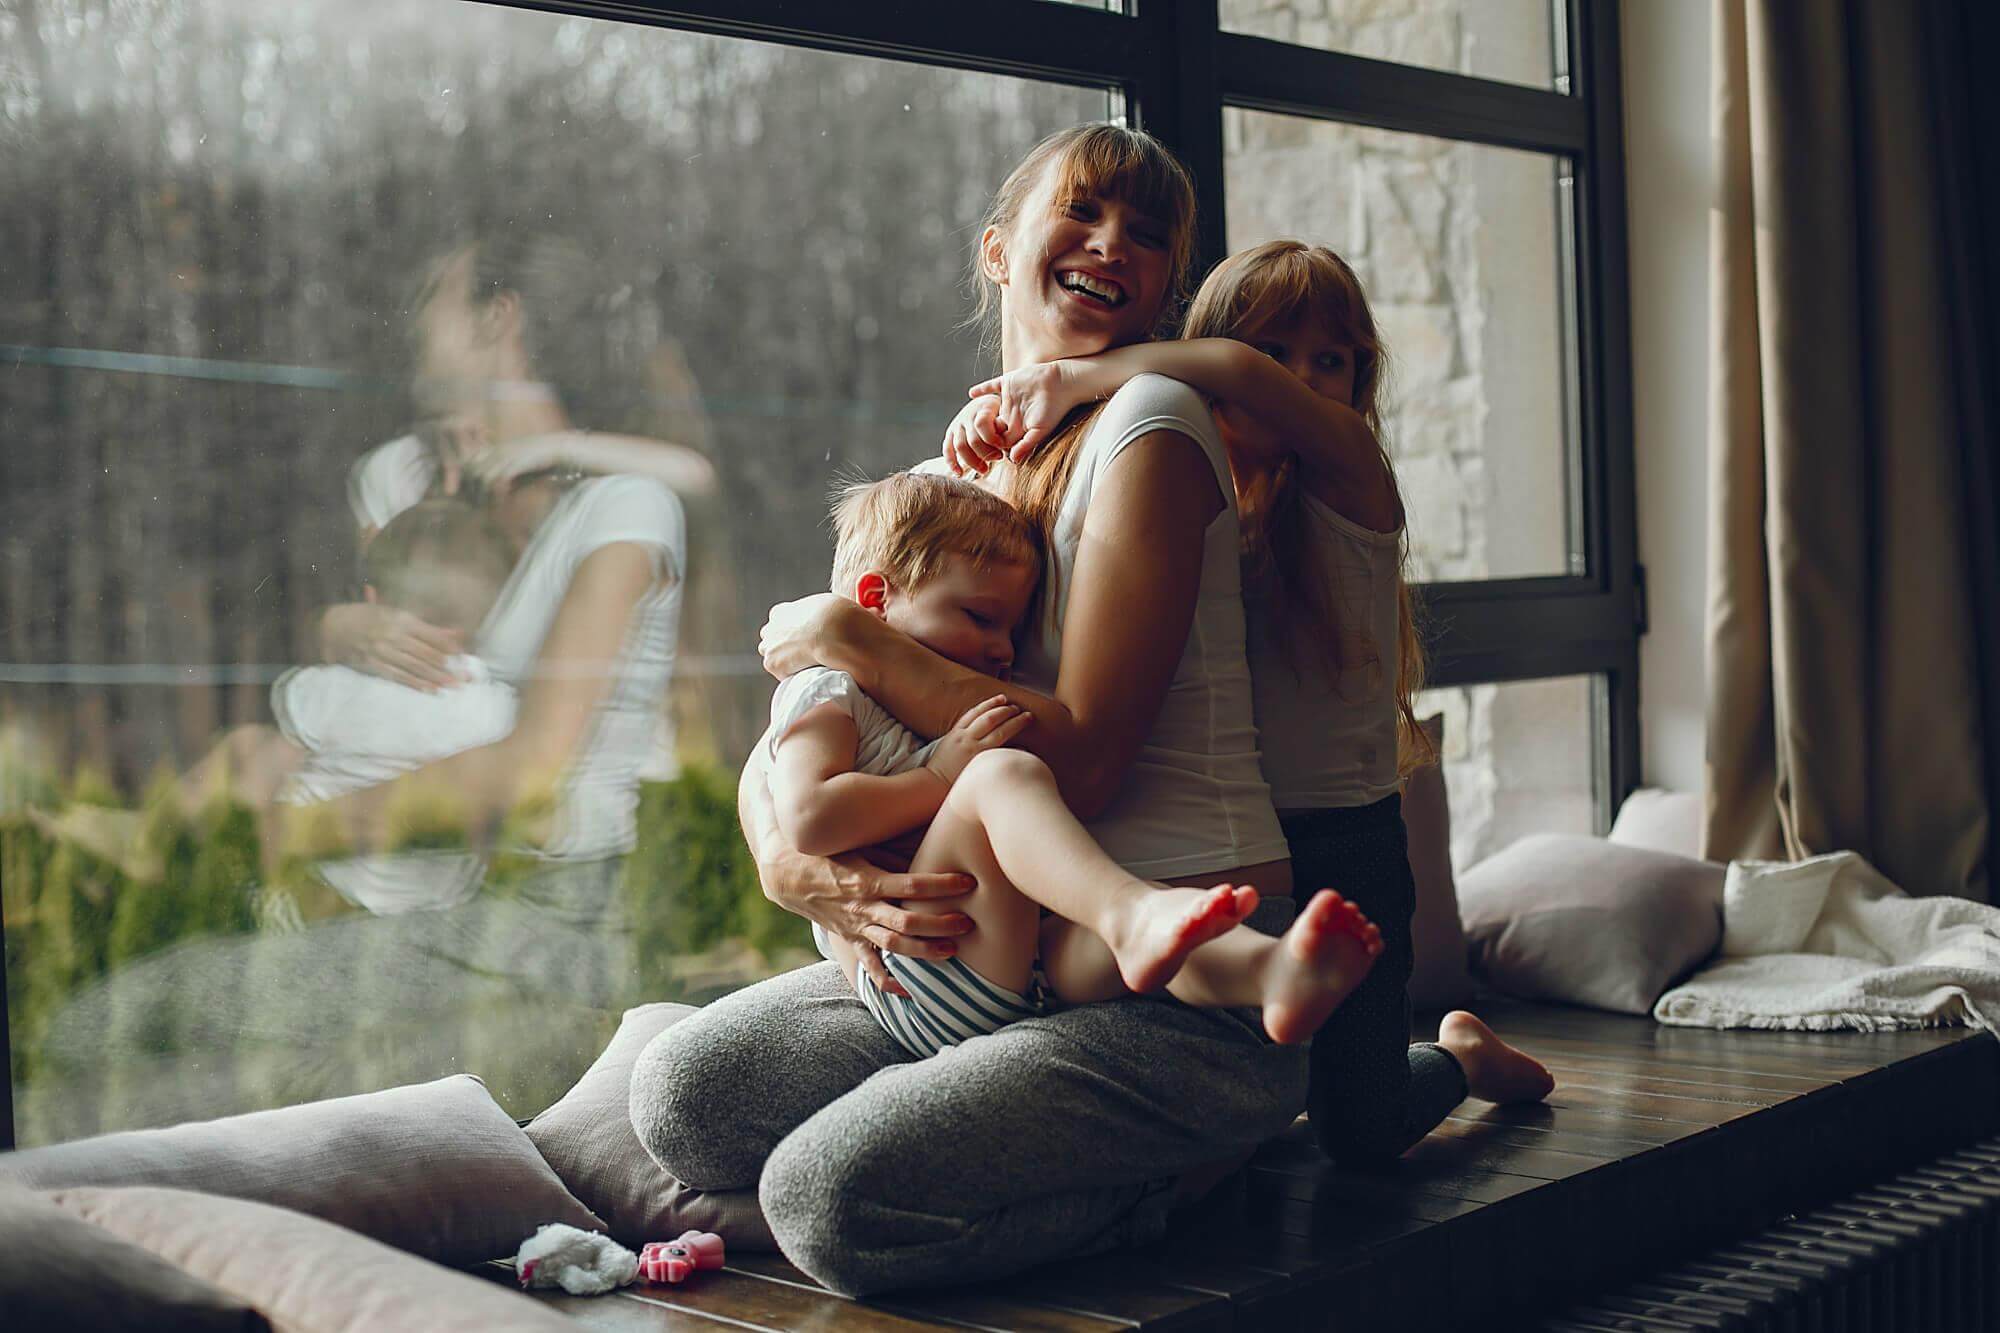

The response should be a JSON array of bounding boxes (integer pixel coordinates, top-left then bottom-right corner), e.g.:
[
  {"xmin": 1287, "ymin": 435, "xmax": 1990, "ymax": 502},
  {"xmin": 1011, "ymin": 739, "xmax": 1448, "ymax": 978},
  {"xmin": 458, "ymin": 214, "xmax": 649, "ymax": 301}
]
[
  {"xmin": 1108, "ymin": 884, "xmax": 1260, "ymax": 994},
  {"xmin": 1263, "ymin": 890, "xmax": 1382, "ymax": 1045},
  {"xmin": 1437, "ymin": 1010, "xmax": 1555, "ymax": 1104}
]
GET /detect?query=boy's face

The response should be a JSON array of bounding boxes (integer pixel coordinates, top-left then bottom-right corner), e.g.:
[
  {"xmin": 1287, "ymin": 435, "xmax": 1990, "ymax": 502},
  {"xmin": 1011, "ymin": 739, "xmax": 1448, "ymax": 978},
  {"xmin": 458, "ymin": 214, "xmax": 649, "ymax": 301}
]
[{"xmin": 864, "ymin": 553, "xmax": 1036, "ymax": 680}]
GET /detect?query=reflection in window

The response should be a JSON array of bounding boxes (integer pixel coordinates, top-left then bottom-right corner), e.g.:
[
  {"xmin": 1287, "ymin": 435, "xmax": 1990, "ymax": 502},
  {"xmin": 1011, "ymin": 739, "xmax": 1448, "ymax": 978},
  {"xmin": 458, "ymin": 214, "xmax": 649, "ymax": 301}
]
[
  {"xmin": 0, "ymin": 0, "xmax": 1107, "ymax": 1143},
  {"xmin": 1224, "ymin": 108, "xmax": 1578, "ymax": 582}
]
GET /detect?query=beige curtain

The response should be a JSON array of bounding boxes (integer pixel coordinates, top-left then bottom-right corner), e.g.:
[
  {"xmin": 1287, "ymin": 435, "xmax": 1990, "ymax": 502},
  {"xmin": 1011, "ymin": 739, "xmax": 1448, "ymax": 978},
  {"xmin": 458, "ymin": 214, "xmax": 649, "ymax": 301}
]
[{"xmin": 1704, "ymin": 0, "xmax": 1991, "ymax": 899}]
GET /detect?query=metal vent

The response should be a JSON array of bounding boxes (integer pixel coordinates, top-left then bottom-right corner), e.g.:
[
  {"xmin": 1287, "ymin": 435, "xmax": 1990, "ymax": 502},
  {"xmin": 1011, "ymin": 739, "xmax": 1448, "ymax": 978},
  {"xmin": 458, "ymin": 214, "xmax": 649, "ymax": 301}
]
[{"xmin": 1537, "ymin": 1136, "xmax": 2000, "ymax": 1332}]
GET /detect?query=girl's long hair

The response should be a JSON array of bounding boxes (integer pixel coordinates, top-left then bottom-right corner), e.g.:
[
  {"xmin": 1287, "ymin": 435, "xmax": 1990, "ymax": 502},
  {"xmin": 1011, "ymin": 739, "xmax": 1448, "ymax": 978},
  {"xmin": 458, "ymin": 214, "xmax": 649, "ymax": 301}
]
[
  {"xmin": 970, "ymin": 124, "xmax": 1199, "ymax": 557},
  {"xmin": 1182, "ymin": 240, "xmax": 1434, "ymax": 775}
]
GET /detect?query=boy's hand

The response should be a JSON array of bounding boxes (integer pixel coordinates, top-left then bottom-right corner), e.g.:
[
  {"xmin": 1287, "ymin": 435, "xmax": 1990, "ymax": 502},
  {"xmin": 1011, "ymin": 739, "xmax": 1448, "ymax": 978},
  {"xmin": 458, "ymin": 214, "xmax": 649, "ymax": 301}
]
[
  {"xmin": 924, "ymin": 695, "xmax": 1031, "ymax": 785},
  {"xmin": 965, "ymin": 361, "xmax": 1096, "ymax": 465},
  {"xmin": 943, "ymin": 394, "xmax": 1010, "ymax": 476}
]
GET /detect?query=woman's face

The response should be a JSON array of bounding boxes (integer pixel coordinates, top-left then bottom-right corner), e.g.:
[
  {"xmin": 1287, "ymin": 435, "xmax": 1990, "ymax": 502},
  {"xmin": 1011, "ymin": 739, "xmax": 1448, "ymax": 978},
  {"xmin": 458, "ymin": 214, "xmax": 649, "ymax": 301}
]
[
  {"xmin": 990, "ymin": 165, "xmax": 1176, "ymax": 363},
  {"xmin": 411, "ymin": 249, "xmax": 501, "ymax": 422}
]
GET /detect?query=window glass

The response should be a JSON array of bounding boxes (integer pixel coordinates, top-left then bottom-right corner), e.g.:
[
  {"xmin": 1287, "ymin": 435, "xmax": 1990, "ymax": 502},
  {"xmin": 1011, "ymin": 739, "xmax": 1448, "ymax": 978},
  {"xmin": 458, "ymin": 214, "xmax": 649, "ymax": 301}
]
[
  {"xmin": 1223, "ymin": 108, "xmax": 1580, "ymax": 581},
  {"xmin": 0, "ymin": 0, "xmax": 1108, "ymax": 1144},
  {"xmin": 1415, "ymin": 674, "xmax": 1603, "ymax": 874},
  {"xmin": 1219, "ymin": 0, "xmax": 1561, "ymax": 91}
]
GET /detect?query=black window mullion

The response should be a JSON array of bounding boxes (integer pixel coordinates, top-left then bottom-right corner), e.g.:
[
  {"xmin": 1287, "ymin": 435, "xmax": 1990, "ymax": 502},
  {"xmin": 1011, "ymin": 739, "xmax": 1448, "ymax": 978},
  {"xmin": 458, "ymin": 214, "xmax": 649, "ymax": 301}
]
[
  {"xmin": 1131, "ymin": 0, "xmax": 1228, "ymax": 280},
  {"xmin": 1573, "ymin": 0, "xmax": 1642, "ymax": 807},
  {"xmin": 1215, "ymin": 31, "xmax": 1587, "ymax": 155}
]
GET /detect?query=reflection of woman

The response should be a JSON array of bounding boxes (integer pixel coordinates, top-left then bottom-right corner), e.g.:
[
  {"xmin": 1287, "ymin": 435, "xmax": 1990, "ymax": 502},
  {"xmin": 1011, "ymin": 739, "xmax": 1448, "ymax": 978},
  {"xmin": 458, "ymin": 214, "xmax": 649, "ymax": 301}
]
[
  {"xmin": 322, "ymin": 238, "xmax": 714, "ymax": 694},
  {"xmin": 630, "ymin": 126, "xmax": 1302, "ymax": 1295}
]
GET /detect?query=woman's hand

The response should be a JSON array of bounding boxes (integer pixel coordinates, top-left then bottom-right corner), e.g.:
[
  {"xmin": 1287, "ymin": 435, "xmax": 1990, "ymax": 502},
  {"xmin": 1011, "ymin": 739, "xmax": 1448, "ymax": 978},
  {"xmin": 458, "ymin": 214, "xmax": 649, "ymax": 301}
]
[
  {"xmin": 320, "ymin": 602, "xmax": 465, "ymax": 691},
  {"xmin": 762, "ymin": 844, "xmax": 976, "ymax": 997},
  {"xmin": 965, "ymin": 360, "xmax": 1099, "ymax": 465},
  {"xmin": 758, "ymin": 593, "xmax": 860, "ymax": 680},
  {"xmin": 924, "ymin": 696, "xmax": 1031, "ymax": 785},
  {"xmin": 417, "ymin": 415, "xmax": 490, "ymax": 497}
]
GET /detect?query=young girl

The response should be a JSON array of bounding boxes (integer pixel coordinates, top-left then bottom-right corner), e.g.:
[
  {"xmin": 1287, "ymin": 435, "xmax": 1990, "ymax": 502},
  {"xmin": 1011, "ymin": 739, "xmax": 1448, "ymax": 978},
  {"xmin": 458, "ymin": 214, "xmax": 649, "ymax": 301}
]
[{"xmin": 949, "ymin": 238, "xmax": 1554, "ymax": 1161}]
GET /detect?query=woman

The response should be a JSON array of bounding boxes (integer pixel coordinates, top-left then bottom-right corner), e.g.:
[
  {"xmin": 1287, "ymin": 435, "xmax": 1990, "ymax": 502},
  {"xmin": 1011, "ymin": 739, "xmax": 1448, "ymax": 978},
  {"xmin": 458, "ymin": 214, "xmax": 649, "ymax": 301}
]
[
  {"xmin": 323, "ymin": 236, "xmax": 714, "ymax": 696},
  {"xmin": 629, "ymin": 124, "xmax": 1302, "ymax": 1295}
]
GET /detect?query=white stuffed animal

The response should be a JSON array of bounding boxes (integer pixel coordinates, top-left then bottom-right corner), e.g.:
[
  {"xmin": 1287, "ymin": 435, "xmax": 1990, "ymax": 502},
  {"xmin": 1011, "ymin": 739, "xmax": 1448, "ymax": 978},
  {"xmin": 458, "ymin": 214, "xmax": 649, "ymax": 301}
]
[{"xmin": 514, "ymin": 1223, "xmax": 639, "ymax": 1296}]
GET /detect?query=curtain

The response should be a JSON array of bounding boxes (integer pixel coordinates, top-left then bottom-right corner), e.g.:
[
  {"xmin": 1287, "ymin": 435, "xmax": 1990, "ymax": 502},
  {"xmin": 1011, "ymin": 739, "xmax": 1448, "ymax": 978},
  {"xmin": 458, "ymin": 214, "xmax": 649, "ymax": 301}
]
[{"xmin": 1703, "ymin": 0, "xmax": 1995, "ymax": 900}]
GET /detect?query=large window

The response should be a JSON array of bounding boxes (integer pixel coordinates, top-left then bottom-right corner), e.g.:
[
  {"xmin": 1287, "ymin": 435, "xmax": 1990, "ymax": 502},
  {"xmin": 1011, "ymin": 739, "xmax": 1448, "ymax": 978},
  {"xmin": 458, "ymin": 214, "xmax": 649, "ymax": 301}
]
[{"xmin": 0, "ymin": 0, "xmax": 1636, "ymax": 1146}]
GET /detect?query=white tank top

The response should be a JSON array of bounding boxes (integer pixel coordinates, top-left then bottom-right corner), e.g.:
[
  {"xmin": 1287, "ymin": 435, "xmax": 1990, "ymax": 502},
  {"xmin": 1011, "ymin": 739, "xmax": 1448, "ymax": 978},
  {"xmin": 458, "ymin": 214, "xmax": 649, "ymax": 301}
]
[
  {"xmin": 1014, "ymin": 374, "xmax": 1290, "ymax": 880},
  {"xmin": 1247, "ymin": 491, "xmax": 1403, "ymax": 810}
]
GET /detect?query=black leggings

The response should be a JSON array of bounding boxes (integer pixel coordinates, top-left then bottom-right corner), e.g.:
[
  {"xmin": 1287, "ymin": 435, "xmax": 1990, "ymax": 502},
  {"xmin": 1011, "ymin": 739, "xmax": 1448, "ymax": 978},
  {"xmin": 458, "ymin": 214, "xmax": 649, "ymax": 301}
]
[{"xmin": 1285, "ymin": 795, "xmax": 1468, "ymax": 1164}]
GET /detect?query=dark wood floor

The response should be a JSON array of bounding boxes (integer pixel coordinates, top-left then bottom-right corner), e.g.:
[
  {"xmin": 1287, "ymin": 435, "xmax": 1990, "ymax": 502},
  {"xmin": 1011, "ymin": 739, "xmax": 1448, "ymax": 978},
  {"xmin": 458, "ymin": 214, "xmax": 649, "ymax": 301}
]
[{"xmin": 486, "ymin": 999, "xmax": 2000, "ymax": 1331}]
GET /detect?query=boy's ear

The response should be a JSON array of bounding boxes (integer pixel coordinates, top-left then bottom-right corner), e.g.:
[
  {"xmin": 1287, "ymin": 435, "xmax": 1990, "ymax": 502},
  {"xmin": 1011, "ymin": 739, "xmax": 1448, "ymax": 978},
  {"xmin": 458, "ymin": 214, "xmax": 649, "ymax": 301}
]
[
  {"xmin": 978, "ymin": 225, "xmax": 1009, "ymax": 286},
  {"xmin": 362, "ymin": 585, "xmax": 380, "ymax": 605},
  {"xmin": 854, "ymin": 572, "xmax": 891, "ymax": 614}
]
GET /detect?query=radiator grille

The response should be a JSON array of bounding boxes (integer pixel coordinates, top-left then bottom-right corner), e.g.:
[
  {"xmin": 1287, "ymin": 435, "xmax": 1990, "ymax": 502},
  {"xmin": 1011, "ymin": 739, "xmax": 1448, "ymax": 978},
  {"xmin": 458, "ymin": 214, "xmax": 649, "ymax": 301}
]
[{"xmin": 1537, "ymin": 1136, "xmax": 2000, "ymax": 1332}]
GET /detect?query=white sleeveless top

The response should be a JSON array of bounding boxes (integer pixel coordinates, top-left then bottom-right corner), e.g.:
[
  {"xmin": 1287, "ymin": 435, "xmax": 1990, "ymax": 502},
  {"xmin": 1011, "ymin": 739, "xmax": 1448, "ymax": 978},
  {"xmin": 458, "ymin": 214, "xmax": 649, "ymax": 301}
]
[
  {"xmin": 1247, "ymin": 491, "xmax": 1403, "ymax": 810},
  {"xmin": 1015, "ymin": 374, "xmax": 1288, "ymax": 880}
]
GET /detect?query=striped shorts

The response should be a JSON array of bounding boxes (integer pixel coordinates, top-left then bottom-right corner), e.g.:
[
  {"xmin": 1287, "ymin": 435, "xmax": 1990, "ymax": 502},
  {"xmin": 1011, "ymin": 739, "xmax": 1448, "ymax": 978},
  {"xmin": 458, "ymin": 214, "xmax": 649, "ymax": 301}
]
[{"xmin": 814, "ymin": 924, "xmax": 1041, "ymax": 1058}]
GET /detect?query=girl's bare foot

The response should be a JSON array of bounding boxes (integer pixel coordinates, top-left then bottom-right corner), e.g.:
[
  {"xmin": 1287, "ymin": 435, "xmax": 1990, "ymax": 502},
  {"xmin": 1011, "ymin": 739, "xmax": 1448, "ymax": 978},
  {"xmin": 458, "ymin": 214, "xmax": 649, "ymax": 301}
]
[
  {"xmin": 1437, "ymin": 1010, "xmax": 1555, "ymax": 1103},
  {"xmin": 1108, "ymin": 884, "xmax": 1260, "ymax": 994},
  {"xmin": 1262, "ymin": 890, "xmax": 1382, "ymax": 1045}
]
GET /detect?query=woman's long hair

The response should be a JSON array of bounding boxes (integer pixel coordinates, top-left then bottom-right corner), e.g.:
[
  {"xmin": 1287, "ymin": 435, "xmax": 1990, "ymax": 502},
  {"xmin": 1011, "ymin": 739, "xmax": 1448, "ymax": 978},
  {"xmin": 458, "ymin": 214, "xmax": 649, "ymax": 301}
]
[
  {"xmin": 970, "ymin": 124, "xmax": 1199, "ymax": 555},
  {"xmin": 1182, "ymin": 240, "xmax": 1433, "ymax": 775}
]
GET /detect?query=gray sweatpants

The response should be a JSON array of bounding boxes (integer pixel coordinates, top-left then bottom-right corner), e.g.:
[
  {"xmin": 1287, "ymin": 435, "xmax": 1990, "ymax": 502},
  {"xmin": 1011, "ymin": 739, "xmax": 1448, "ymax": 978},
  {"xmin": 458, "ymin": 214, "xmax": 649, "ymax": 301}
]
[{"xmin": 629, "ymin": 958, "xmax": 1306, "ymax": 1296}]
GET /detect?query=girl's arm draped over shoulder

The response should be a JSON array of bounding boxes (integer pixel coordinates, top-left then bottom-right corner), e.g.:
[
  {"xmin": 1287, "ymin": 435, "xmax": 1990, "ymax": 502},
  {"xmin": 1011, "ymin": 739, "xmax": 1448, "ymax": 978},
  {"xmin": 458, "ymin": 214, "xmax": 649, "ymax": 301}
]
[
  {"xmin": 770, "ymin": 428, "xmax": 1223, "ymax": 820},
  {"xmin": 967, "ymin": 342, "xmax": 1400, "ymax": 533}
]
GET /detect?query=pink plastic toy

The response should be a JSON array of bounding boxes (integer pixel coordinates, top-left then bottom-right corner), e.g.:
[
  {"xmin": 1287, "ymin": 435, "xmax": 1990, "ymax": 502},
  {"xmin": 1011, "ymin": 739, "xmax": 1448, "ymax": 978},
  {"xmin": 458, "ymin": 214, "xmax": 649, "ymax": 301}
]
[{"xmin": 639, "ymin": 1230, "xmax": 725, "ymax": 1284}]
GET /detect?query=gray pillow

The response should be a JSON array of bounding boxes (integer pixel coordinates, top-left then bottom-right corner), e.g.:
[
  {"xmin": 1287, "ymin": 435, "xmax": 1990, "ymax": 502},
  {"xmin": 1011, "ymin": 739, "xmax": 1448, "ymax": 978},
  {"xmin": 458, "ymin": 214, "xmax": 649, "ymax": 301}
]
[
  {"xmin": 1608, "ymin": 787, "xmax": 1708, "ymax": 860},
  {"xmin": 48, "ymin": 1187, "xmax": 574, "ymax": 1333},
  {"xmin": 1458, "ymin": 833, "xmax": 1725, "ymax": 1014},
  {"xmin": 526, "ymin": 1002, "xmax": 775, "ymax": 1249},
  {"xmin": 0, "ymin": 1075, "xmax": 603, "ymax": 1266},
  {"xmin": 0, "ymin": 1185, "xmax": 268, "ymax": 1332}
]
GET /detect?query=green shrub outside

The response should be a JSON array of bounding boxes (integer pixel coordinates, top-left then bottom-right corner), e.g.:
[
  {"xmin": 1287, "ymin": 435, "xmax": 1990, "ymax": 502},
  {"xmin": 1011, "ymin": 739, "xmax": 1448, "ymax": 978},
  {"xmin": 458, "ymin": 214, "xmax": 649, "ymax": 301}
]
[{"xmin": 3, "ymin": 758, "xmax": 803, "ymax": 1138}]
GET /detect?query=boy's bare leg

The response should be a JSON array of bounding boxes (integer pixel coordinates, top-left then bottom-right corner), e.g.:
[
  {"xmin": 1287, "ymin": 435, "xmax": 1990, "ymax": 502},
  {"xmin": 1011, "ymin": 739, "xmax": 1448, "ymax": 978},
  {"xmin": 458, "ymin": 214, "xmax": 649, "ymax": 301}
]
[
  {"xmin": 1043, "ymin": 889, "xmax": 1382, "ymax": 1045},
  {"xmin": 178, "ymin": 724, "xmax": 304, "ymax": 816},
  {"xmin": 906, "ymin": 750, "xmax": 1257, "ymax": 996}
]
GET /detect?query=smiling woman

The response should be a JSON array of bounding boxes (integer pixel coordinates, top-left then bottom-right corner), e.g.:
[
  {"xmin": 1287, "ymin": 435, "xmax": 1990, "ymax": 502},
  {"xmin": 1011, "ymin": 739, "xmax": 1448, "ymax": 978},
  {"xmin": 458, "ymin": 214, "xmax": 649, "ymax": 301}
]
[{"xmin": 629, "ymin": 123, "xmax": 1319, "ymax": 1297}]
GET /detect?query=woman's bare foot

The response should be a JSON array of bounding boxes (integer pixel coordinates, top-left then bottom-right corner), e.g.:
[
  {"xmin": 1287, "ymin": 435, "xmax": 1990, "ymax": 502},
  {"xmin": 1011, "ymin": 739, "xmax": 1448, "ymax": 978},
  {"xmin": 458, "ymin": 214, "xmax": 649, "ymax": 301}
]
[
  {"xmin": 1437, "ymin": 1010, "xmax": 1555, "ymax": 1104},
  {"xmin": 1262, "ymin": 890, "xmax": 1382, "ymax": 1045},
  {"xmin": 1105, "ymin": 884, "xmax": 1260, "ymax": 994}
]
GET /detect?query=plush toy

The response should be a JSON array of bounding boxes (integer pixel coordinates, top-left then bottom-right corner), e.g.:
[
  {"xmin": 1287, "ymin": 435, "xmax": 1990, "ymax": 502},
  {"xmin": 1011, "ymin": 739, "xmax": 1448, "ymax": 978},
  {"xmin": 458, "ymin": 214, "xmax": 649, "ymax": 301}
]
[
  {"xmin": 638, "ymin": 1230, "xmax": 726, "ymax": 1284},
  {"xmin": 514, "ymin": 1223, "xmax": 640, "ymax": 1296}
]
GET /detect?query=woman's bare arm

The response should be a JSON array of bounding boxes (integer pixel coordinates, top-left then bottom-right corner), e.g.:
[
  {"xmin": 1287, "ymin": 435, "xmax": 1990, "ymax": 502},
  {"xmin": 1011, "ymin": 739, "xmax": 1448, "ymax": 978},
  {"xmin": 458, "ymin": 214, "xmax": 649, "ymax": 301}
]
[
  {"xmin": 765, "ymin": 431, "xmax": 1222, "ymax": 819},
  {"xmin": 305, "ymin": 541, "xmax": 662, "ymax": 851}
]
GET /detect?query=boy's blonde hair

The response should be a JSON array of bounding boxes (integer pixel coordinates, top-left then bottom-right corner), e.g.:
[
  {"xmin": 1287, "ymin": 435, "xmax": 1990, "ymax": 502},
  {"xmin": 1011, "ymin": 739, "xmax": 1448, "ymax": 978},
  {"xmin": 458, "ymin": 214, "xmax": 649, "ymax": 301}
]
[
  {"xmin": 1182, "ymin": 239, "xmax": 1435, "ymax": 775},
  {"xmin": 365, "ymin": 499, "xmax": 514, "ymax": 635},
  {"xmin": 830, "ymin": 472, "xmax": 1042, "ymax": 601}
]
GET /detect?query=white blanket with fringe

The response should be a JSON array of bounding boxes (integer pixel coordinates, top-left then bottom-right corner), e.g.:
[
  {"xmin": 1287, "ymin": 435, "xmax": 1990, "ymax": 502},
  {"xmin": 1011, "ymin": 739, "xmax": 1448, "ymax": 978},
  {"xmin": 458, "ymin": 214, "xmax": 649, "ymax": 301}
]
[{"xmin": 1653, "ymin": 851, "xmax": 2000, "ymax": 1033}]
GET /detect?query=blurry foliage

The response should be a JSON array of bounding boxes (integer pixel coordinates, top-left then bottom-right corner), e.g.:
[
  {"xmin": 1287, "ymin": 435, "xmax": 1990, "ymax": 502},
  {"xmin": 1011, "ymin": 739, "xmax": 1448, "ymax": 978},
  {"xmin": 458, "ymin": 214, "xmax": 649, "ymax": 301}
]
[{"xmin": 3, "ymin": 759, "xmax": 806, "ymax": 1137}]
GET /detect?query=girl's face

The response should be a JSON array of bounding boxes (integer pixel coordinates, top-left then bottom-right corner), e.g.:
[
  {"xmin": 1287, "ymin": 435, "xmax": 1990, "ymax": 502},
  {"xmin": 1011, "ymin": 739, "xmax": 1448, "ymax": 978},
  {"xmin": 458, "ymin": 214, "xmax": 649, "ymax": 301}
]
[
  {"xmin": 987, "ymin": 165, "xmax": 1175, "ymax": 364},
  {"xmin": 1239, "ymin": 313, "xmax": 1358, "ymax": 406}
]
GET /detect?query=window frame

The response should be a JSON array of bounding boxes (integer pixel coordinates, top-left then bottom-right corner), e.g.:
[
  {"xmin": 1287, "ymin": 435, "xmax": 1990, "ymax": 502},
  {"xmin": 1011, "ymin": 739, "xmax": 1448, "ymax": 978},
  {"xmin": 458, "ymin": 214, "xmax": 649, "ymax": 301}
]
[
  {"xmin": 0, "ymin": 0, "xmax": 1641, "ymax": 1149},
  {"xmin": 481, "ymin": 0, "xmax": 1643, "ymax": 801}
]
